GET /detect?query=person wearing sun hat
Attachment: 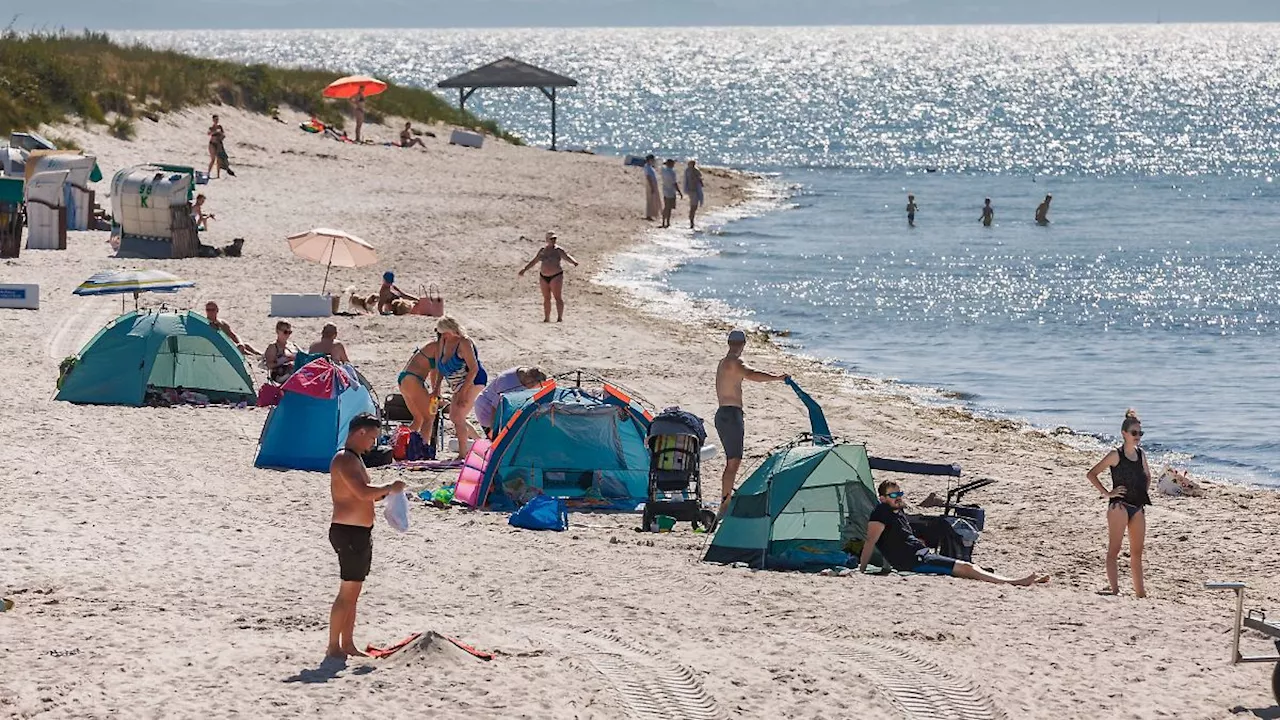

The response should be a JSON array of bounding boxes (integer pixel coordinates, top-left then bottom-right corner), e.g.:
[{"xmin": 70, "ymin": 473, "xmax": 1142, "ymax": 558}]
[
  {"xmin": 714, "ymin": 328, "xmax": 789, "ymax": 512},
  {"xmin": 377, "ymin": 270, "xmax": 418, "ymax": 315}
]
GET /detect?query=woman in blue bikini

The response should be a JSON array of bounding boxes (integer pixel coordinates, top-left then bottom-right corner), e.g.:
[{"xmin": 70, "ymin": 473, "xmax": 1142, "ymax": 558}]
[{"xmin": 416, "ymin": 317, "xmax": 488, "ymax": 458}]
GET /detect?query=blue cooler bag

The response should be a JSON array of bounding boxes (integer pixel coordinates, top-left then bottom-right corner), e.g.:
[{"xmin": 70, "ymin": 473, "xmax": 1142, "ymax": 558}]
[{"xmin": 508, "ymin": 495, "xmax": 569, "ymax": 531}]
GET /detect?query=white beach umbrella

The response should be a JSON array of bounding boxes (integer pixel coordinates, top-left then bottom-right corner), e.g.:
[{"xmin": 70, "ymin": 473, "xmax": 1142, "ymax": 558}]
[{"xmin": 286, "ymin": 228, "xmax": 377, "ymax": 293}]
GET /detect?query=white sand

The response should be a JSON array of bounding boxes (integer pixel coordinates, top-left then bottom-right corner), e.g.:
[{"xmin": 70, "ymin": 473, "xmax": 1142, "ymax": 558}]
[{"xmin": 1, "ymin": 107, "xmax": 1278, "ymax": 719}]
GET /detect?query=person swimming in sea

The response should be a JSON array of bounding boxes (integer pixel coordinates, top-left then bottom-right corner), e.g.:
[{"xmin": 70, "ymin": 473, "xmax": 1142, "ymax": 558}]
[
  {"xmin": 518, "ymin": 232, "xmax": 580, "ymax": 323},
  {"xmin": 906, "ymin": 194, "xmax": 918, "ymax": 227},
  {"xmin": 980, "ymin": 198, "xmax": 995, "ymax": 227}
]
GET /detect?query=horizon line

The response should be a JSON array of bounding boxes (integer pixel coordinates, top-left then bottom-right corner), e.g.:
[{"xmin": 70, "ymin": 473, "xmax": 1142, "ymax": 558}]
[{"xmin": 47, "ymin": 20, "xmax": 1280, "ymax": 32}]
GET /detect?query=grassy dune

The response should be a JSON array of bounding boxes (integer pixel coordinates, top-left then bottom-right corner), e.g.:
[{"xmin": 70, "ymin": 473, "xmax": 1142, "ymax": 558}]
[{"xmin": 0, "ymin": 30, "xmax": 520, "ymax": 143}]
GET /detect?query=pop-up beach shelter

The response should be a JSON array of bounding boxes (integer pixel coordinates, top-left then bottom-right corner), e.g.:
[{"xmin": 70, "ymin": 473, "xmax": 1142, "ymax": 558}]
[
  {"xmin": 55, "ymin": 310, "xmax": 255, "ymax": 406},
  {"xmin": 456, "ymin": 380, "xmax": 653, "ymax": 510},
  {"xmin": 255, "ymin": 358, "xmax": 377, "ymax": 471}
]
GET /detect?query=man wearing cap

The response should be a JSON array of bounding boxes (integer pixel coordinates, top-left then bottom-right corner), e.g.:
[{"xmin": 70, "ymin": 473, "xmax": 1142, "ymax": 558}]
[
  {"xmin": 377, "ymin": 271, "xmax": 418, "ymax": 315},
  {"xmin": 309, "ymin": 323, "xmax": 351, "ymax": 365},
  {"xmin": 715, "ymin": 329, "xmax": 789, "ymax": 509}
]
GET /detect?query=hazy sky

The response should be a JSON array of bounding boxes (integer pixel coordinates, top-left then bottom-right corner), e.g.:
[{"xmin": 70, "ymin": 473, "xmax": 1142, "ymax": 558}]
[{"xmin": 13, "ymin": 0, "xmax": 1280, "ymax": 30}]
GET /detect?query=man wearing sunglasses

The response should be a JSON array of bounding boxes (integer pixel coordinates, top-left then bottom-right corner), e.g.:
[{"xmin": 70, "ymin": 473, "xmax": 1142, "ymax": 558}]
[{"xmin": 859, "ymin": 480, "xmax": 1048, "ymax": 586}]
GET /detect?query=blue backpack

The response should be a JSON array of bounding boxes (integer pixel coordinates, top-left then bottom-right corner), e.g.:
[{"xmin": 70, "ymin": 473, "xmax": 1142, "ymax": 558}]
[{"xmin": 508, "ymin": 495, "xmax": 569, "ymax": 531}]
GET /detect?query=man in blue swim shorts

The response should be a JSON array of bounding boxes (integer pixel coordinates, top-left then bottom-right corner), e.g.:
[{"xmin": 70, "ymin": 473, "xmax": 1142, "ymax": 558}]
[{"xmin": 858, "ymin": 480, "xmax": 1048, "ymax": 586}]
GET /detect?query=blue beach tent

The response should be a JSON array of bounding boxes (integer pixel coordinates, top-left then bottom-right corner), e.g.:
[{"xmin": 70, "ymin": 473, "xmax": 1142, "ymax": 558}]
[
  {"xmin": 55, "ymin": 310, "xmax": 255, "ymax": 406},
  {"xmin": 255, "ymin": 358, "xmax": 378, "ymax": 471},
  {"xmin": 476, "ymin": 381, "xmax": 653, "ymax": 510}
]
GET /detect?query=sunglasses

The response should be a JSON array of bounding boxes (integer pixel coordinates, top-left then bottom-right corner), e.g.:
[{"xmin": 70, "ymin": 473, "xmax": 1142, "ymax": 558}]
[
  {"xmin": 279, "ymin": 329, "xmax": 292, "ymax": 334},
  {"xmin": 886, "ymin": 491, "xmax": 905, "ymax": 499},
  {"xmin": 1129, "ymin": 430, "xmax": 1144, "ymax": 437}
]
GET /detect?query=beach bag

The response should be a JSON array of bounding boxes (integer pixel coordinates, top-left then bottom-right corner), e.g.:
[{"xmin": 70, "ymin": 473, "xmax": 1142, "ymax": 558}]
[
  {"xmin": 364, "ymin": 445, "xmax": 394, "ymax": 468},
  {"xmin": 412, "ymin": 285, "xmax": 444, "ymax": 317},
  {"xmin": 256, "ymin": 383, "xmax": 283, "ymax": 407},
  {"xmin": 508, "ymin": 495, "xmax": 568, "ymax": 531},
  {"xmin": 393, "ymin": 426, "xmax": 412, "ymax": 461},
  {"xmin": 384, "ymin": 491, "xmax": 410, "ymax": 533}
]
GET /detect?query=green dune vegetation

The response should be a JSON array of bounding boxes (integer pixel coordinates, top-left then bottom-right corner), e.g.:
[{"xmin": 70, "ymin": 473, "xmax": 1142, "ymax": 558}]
[{"xmin": 0, "ymin": 30, "xmax": 520, "ymax": 143}]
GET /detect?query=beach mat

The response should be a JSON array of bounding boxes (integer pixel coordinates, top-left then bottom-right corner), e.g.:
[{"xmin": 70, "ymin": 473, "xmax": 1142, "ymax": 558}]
[{"xmin": 394, "ymin": 459, "xmax": 464, "ymax": 472}]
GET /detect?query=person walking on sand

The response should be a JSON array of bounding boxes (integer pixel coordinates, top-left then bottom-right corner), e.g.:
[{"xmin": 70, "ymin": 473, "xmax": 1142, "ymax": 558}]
[
  {"xmin": 715, "ymin": 329, "xmax": 788, "ymax": 510},
  {"xmin": 351, "ymin": 88, "xmax": 366, "ymax": 143},
  {"xmin": 859, "ymin": 480, "xmax": 1049, "ymax": 585},
  {"xmin": 684, "ymin": 159, "xmax": 704, "ymax": 229},
  {"xmin": 643, "ymin": 154, "xmax": 661, "ymax": 221},
  {"xmin": 660, "ymin": 159, "xmax": 683, "ymax": 228},
  {"xmin": 327, "ymin": 413, "xmax": 405, "ymax": 659},
  {"xmin": 980, "ymin": 198, "xmax": 995, "ymax": 227},
  {"xmin": 1086, "ymin": 409, "xmax": 1152, "ymax": 598},
  {"xmin": 906, "ymin": 194, "xmax": 918, "ymax": 227},
  {"xmin": 1035, "ymin": 194, "xmax": 1052, "ymax": 225},
  {"xmin": 518, "ymin": 232, "xmax": 579, "ymax": 323}
]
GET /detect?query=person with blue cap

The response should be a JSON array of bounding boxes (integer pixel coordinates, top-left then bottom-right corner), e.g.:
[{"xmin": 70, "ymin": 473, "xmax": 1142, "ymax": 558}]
[
  {"xmin": 378, "ymin": 270, "xmax": 418, "ymax": 315},
  {"xmin": 715, "ymin": 328, "xmax": 788, "ymax": 514}
]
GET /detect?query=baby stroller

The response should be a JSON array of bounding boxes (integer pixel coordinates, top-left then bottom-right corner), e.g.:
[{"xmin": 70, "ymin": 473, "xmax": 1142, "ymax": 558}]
[{"xmin": 642, "ymin": 409, "xmax": 718, "ymax": 533}]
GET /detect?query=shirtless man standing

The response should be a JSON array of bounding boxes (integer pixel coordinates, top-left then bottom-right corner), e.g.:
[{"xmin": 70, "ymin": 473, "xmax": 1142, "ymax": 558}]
[
  {"xmin": 205, "ymin": 301, "xmax": 260, "ymax": 356},
  {"xmin": 310, "ymin": 323, "xmax": 351, "ymax": 364},
  {"xmin": 714, "ymin": 329, "xmax": 788, "ymax": 509},
  {"xmin": 327, "ymin": 413, "xmax": 405, "ymax": 659},
  {"xmin": 1035, "ymin": 194, "xmax": 1052, "ymax": 225}
]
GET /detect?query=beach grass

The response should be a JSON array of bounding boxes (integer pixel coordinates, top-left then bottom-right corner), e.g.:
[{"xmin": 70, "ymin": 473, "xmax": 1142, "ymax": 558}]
[{"xmin": 0, "ymin": 30, "xmax": 520, "ymax": 143}]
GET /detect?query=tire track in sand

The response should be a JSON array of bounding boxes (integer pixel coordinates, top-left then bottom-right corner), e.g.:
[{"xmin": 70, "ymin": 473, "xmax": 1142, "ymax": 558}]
[{"xmin": 828, "ymin": 640, "xmax": 1006, "ymax": 720}]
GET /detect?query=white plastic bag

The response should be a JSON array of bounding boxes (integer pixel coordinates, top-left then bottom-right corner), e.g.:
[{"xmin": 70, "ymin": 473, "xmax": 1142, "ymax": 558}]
[{"xmin": 384, "ymin": 490, "xmax": 410, "ymax": 533}]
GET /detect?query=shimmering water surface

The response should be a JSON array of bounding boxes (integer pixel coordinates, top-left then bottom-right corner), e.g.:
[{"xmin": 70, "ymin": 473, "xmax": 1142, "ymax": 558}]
[{"xmin": 127, "ymin": 26, "xmax": 1280, "ymax": 484}]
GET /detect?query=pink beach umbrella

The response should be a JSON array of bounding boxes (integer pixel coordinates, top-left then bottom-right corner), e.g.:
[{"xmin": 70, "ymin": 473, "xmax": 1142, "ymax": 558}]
[{"xmin": 286, "ymin": 228, "xmax": 377, "ymax": 293}]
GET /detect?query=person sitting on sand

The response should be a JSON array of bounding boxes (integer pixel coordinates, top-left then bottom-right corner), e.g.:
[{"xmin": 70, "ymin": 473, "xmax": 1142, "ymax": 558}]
[
  {"xmin": 192, "ymin": 193, "xmax": 216, "ymax": 230},
  {"xmin": 518, "ymin": 232, "xmax": 579, "ymax": 323},
  {"xmin": 378, "ymin": 271, "xmax": 418, "ymax": 314},
  {"xmin": 1086, "ymin": 409, "xmax": 1152, "ymax": 598},
  {"xmin": 310, "ymin": 323, "xmax": 351, "ymax": 365},
  {"xmin": 980, "ymin": 198, "xmax": 995, "ymax": 227},
  {"xmin": 715, "ymin": 329, "xmax": 788, "ymax": 511},
  {"xmin": 1035, "ymin": 194, "xmax": 1052, "ymax": 225},
  {"xmin": 859, "ymin": 480, "xmax": 1049, "ymax": 586},
  {"xmin": 263, "ymin": 321, "xmax": 298, "ymax": 384},
  {"xmin": 399, "ymin": 122, "xmax": 426, "ymax": 149},
  {"xmin": 205, "ymin": 301, "xmax": 260, "ymax": 356},
  {"xmin": 327, "ymin": 412, "xmax": 405, "ymax": 659},
  {"xmin": 474, "ymin": 367, "xmax": 548, "ymax": 437}
]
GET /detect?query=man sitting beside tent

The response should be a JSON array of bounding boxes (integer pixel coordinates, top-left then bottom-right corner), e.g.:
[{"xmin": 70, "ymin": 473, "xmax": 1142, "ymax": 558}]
[
  {"xmin": 858, "ymin": 480, "xmax": 1048, "ymax": 586},
  {"xmin": 310, "ymin": 323, "xmax": 351, "ymax": 365},
  {"xmin": 205, "ymin": 302, "xmax": 261, "ymax": 356}
]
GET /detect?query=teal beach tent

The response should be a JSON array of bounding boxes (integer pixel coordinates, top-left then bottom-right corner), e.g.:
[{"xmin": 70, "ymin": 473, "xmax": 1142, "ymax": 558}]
[
  {"xmin": 477, "ymin": 381, "xmax": 653, "ymax": 510},
  {"xmin": 703, "ymin": 380, "xmax": 877, "ymax": 569},
  {"xmin": 55, "ymin": 310, "xmax": 255, "ymax": 406}
]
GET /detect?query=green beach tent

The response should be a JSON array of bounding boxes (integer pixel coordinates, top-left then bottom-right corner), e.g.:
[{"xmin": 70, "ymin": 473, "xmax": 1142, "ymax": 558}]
[
  {"xmin": 703, "ymin": 437, "xmax": 879, "ymax": 570},
  {"xmin": 56, "ymin": 310, "xmax": 255, "ymax": 406}
]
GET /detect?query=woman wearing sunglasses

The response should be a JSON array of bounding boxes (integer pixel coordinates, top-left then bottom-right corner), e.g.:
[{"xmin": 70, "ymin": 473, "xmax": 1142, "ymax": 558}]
[{"xmin": 1086, "ymin": 409, "xmax": 1152, "ymax": 597}]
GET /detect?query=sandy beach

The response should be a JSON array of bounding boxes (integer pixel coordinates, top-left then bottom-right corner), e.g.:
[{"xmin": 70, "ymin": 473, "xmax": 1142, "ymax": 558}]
[{"xmin": 2, "ymin": 107, "xmax": 1278, "ymax": 719}]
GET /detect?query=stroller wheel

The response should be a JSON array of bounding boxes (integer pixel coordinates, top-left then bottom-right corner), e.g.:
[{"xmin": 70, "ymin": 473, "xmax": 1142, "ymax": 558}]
[{"xmin": 696, "ymin": 509, "xmax": 718, "ymax": 533}]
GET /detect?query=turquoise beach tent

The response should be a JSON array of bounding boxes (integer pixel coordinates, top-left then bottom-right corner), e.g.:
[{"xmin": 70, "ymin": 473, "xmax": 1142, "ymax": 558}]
[
  {"xmin": 255, "ymin": 358, "xmax": 377, "ymax": 471},
  {"xmin": 476, "ymin": 381, "xmax": 653, "ymax": 510},
  {"xmin": 703, "ymin": 380, "xmax": 877, "ymax": 569},
  {"xmin": 55, "ymin": 310, "xmax": 255, "ymax": 406}
]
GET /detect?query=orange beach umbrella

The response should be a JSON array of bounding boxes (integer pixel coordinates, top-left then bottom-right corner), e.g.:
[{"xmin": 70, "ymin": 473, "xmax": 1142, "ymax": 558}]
[{"xmin": 323, "ymin": 75, "xmax": 388, "ymax": 99}]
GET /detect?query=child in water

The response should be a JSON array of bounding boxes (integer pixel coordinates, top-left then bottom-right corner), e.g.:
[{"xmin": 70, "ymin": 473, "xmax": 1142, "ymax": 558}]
[{"xmin": 906, "ymin": 194, "xmax": 918, "ymax": 227}]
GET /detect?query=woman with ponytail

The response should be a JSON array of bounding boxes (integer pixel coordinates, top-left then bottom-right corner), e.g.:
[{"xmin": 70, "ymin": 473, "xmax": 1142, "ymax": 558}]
[{"xmin": 1086, "ymin": 409, "xmax": 1153, "ymax": 597}]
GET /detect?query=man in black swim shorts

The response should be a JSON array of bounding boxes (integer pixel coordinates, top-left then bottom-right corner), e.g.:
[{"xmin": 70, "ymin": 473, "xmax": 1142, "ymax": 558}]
[
  {"xmin": 326, "ymin": 413, "xmax": 405, "ymax": 659},
  {"xmin": 714, "ymin": 329, "xmax": 788, "ymax": 512}
]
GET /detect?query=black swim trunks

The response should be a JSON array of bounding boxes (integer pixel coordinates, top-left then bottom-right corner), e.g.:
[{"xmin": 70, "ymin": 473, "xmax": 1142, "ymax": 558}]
[
  {"xmin": 329, "ymin": 523, "xmax": 373, "ymax": 582},
  {"xmin": 714, "ymin": 406, "xmax": 745, "ymax": 460}
]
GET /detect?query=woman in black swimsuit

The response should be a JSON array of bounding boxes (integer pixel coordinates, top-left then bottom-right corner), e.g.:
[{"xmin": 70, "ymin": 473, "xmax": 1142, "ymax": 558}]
[
  {"xmin": 1086, "ymin": 409, "xmax": 1153, "ymax": 597},
  {"xmin": 517, "ymin": 231, "xmax": 579, "ymax": 323},
  {"xmin": 207, "ymin": 115, "xmax": 225, "ymax": 179}
]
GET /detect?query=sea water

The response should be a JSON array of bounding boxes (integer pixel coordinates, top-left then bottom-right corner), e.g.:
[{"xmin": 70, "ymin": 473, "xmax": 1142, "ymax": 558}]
[{"xmin": 125, "ymin": 25, "xmax": 1280, "ymax": 485}]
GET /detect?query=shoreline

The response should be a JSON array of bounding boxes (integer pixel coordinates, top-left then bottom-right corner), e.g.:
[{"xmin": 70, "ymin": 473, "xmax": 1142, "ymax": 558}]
[
  {"xmin": 607, "ymin": 170, "xmax": 1276, "ymax": 491},
  {"xmin": 3, "ymin": 106, "xmax": 1278, "ymax": 719}
]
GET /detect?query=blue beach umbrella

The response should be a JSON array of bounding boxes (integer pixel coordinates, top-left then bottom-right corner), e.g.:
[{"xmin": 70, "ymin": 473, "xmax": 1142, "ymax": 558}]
[{"xmin": 73, "ymin": 268, "xmax": 195, "ymax": 309}]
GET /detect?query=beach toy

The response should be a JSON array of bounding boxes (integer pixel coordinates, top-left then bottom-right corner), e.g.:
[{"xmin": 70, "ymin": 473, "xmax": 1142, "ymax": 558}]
[
  {"xmin": 431, "ymin": 487, "xmax": 455, "ymax": 505},
  {"xmin": 654, "ymin": 515, "xmax": 677, "ymax": 532}
]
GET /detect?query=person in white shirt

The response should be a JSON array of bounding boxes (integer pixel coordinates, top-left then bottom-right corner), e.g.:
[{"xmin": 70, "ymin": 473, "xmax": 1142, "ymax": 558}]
[{"xmin": 660, "ymin": 159, "xmax": 683, "ymax": 228}]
